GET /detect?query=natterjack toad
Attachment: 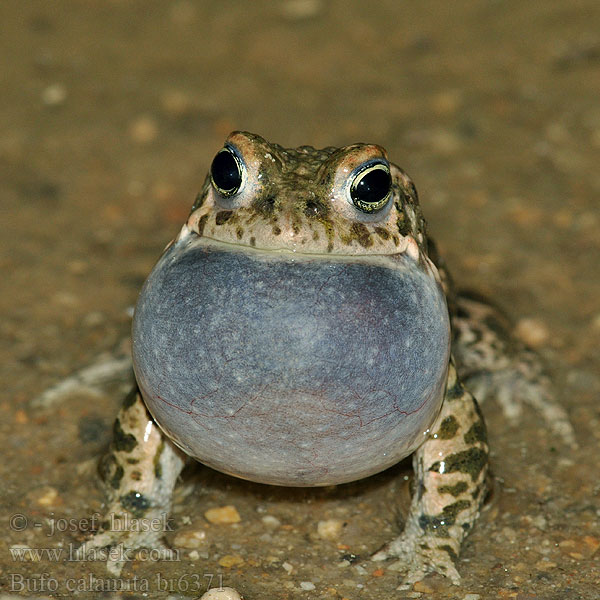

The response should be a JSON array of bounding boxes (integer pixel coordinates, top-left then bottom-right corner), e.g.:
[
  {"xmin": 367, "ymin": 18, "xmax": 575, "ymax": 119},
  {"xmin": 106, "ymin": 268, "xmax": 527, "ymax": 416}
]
[{"xmin": 44, "ymin": 132, "xmax": 575, "ymax": 585}]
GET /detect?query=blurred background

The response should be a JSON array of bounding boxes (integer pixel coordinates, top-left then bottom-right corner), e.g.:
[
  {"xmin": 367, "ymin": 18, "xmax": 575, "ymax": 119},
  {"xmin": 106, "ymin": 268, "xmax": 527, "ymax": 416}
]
[{"xmin": 2, "ymin": 1, "xmax": 599, "ymax": 598}]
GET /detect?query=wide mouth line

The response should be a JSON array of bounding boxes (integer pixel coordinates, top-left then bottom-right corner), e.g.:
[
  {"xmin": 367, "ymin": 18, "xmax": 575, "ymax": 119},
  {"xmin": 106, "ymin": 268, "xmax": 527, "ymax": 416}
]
[{"xmin": 188, "ymin": 232, "xmax": 409, "ymax": 259}]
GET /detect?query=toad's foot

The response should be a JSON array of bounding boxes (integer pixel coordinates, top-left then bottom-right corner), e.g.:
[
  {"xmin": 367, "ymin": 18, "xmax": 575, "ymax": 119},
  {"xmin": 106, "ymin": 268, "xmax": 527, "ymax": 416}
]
[
  {"xmin": 76, "ymin": 507, "xmax": 176, "ymax": 576},
  {"xmin": 452, "ymin": 293, "xmax": 576, "ymax": 448},
  {"xmin": 372, "ymin": 520, "xmax": 461, "ymax": 585},
  {"xmin": 77, "ymin": 388, "xmax": 186, "ymax": 574},
  {"xmin": 373, "ymin": 363, "xmax": 488, "ymax": 586}
]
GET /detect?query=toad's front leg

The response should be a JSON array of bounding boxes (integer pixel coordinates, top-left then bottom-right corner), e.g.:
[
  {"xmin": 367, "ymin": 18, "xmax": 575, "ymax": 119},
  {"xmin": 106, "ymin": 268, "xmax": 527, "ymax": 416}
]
[
  {"xmin": 77, "ymin": 388, "xmax": 186, "ymax": 574},
  {"xmin": 372, "ymin": 361, "xmax": 488, "ymax": 585}
]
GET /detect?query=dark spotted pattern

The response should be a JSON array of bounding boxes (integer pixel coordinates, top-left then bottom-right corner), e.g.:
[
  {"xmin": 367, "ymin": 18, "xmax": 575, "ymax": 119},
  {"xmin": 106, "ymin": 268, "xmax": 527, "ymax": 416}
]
[
  {"xmin": 348, "ymin": 222, "xmax": 373, "ymax": 248},
  {"xmin": 196, "ymin": 214, "xmax": 208, "ymax": 236},
  {"xmin": 418, "ymin": 499, "xmax": 472, "ymax": 537},
  {"xmin": 99, "ymin": 454, "xmax": 124, "ymax": 490},
  {"xmin": 112, "ymin": 418, "xmax": 137, "ymax": 452},
  {"xmin": 435, "ymin": 415, "xmax": 459, "ymax": 439},
  {"xmin": 438, "ymin": 481, "xmax": 468, "ymax": 497},
  {"xmin": 464, "ymin": 420, "xmax": 487, "ymax": 444},
  {"xmin": 122, "ymin": 387, "xmax": 138, "ymax": 409},
  {"xmin": 429, "ymin": 447, "xmax": 487, "ymax": 482},
  {"xmin": 153, "ymin": 440, "xmax": 164, "ymax": 479},
  {"xmin": 215, "ymin": 210, "xmax": 233, "ymax": 225},
  {"xmin": 374, "ymin": 226, "xmax": 390, "ymax": 240},
  {"xmin": 120, "ymin": 491, "xmax": 151, "ymax": 518}
]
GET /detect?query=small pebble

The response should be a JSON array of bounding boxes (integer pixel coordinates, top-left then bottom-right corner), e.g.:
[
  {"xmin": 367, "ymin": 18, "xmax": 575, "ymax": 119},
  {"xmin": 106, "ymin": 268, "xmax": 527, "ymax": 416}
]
[
  {"xmin": 583, "ymin": 535, "xmax": 600, "ymax": 556},
  {"xmin": 161, "ymin": 89, "xmax": 193, "ymax": 116},
  {"xmin": 204, "ymin": 505, "xmax": 241, "ymax": 524},
  {"xmin": 507, "ymin": 204, "xmax": 543, "ymax": 227},
  {"xmin": 35, "ymin": 486, "xmax": 60, "ymax": 507},
  {"xmin": 52, "ymin": 292, "xmax": 79, "ymax": 308},
  {"xmin": 300, "ymin": 581, "xmax": 316, "ymax": 591},
  {"xmin": 429, "ymin": 129, "xmax": 461, "ymax": 154},
  {"xmin": 463, "ymin": 595, "xmax": 481, "ymax": 600},
  {"xmin": 526, "ymin": 514, "xmax": 547, "ymax": 531},
  {"xmin": 42, "ymin": 83, "xmax": 67, "ymax": 106},
  {"xmin": 199, "ymin": 587, "xmax": 243, "ymax": 600},
  {"xmin": 413, "ymin": 580, "xmax": 433, "ymax": 593},
  {"xmin": 501, "ymin": 526, "xmax": 517, "ymax": 543},
  {"xmin": 282, "ymin": 561, "xmax": 293, "ymax": 574},
  {"xmin": 218, "ymin": 554, "xmax": 244, "ymax": 568},
  {"xmin": 152, "ymin": 182, "xmax": 177, "ymax": 203},
  {"xmin": 261, "ymin": 514, "xmax": 281, "ymax": 529},
  {"xmin": 553, "ymin": 208, "xmax": 573, "ymax": 228},
  {"xmin": 515, "ymin": 317, "xmax": 550, "ymax": 348},
  {"xmin": 128, "ymin": 115, "xmax": 158, "ymax": 144},
  {"xmin": 317, "ymin": 518, "xmax": 344, "ymax": 540},
  {"xmin": 431, "ymin": 89, "xmax": 462, "ymax": 116},
  {"xmin": 535, "ymin": 559, "xmax": 557, "ymax": 571},
  {"xmin": 68, "ymin": 259, "xmax": 89, "ymax": 275},
  {"xmin": 173, "ymin": 528, "xmax": 207, "ymax": 549},
  {"xmin": 82, "ymin": 312, "xmax": 105, "ymax": 328},
  {"xmin": 14, "ymin": 409, "xmax": 28, "ymax": 425},
  {"xmin": 280, "ymin": 0, "xmax": 322, "ymax": 20}
]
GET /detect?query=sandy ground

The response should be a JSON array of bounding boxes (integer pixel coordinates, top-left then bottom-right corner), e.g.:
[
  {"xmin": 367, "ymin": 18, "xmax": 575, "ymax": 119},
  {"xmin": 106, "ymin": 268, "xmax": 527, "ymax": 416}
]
[{"xmin": 1, "ymin": 1, "xmax": 599, "ymax": 598}]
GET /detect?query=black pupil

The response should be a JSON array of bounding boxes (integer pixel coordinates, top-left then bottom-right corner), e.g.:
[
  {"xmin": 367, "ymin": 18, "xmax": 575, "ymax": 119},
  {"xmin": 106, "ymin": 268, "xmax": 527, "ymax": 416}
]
[
  {"xmin": 211, "ymin": 149, "xmax": 242, "ymax": 195},
  {"xmin": 351, "ymin": 167, "xmax": 391, "ymax": 205}
]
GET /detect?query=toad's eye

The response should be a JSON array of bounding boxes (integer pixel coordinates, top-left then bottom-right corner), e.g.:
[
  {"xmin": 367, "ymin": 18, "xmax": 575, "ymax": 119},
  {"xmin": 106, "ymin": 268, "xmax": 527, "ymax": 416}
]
[
  {"xmin": 210, "ymin": 146, "xmax": 245, "ymax": 197},
  {"xmin": 350, "ymin": 162, "xmax": 392, "ymax": 213}
]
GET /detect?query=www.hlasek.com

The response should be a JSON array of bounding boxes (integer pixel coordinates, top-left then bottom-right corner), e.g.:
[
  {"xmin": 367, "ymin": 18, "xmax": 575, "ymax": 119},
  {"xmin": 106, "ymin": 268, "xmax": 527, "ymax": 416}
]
[
  {"xmin": 10, "ymin": 542, "xmax": 178, "ymax": 563},
  {"xmin": 9, "ymin": 572, "xmax": 225, "ymax": 594}
]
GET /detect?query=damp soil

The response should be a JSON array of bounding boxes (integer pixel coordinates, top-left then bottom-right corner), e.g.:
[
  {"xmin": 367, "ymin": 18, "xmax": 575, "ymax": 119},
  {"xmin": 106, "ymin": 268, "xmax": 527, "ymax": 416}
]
[{"xmin": 1, "ymin": 1, "xmax": 599, "ymax": 599}]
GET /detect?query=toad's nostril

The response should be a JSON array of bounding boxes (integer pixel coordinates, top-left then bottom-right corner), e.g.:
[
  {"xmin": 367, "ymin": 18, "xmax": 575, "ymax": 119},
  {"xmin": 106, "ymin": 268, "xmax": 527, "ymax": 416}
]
[
  {"xmin": 253, "ymin": 195, "xmax": 276, "ymax": 215},
  {"xmin": 304, "ymin": 194, "xmax": 329, "ymax": 219},
  {"xmin": 303, "ymin": 200, "xmax": 327, "ymax": 218}
]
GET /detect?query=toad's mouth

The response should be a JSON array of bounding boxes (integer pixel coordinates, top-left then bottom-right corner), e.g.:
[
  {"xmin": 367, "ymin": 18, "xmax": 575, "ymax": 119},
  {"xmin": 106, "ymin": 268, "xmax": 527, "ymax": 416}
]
[
  {"xmin": 133, "ymin": 224, "xmax": 450, "ymax": 487},
  {"xmin": 174, "ymin": 223, "xmax": 425, "ymax": 268},
  {"xmin": 184, "ymin": 204, "xmax": 419, "ymax": 259}
]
